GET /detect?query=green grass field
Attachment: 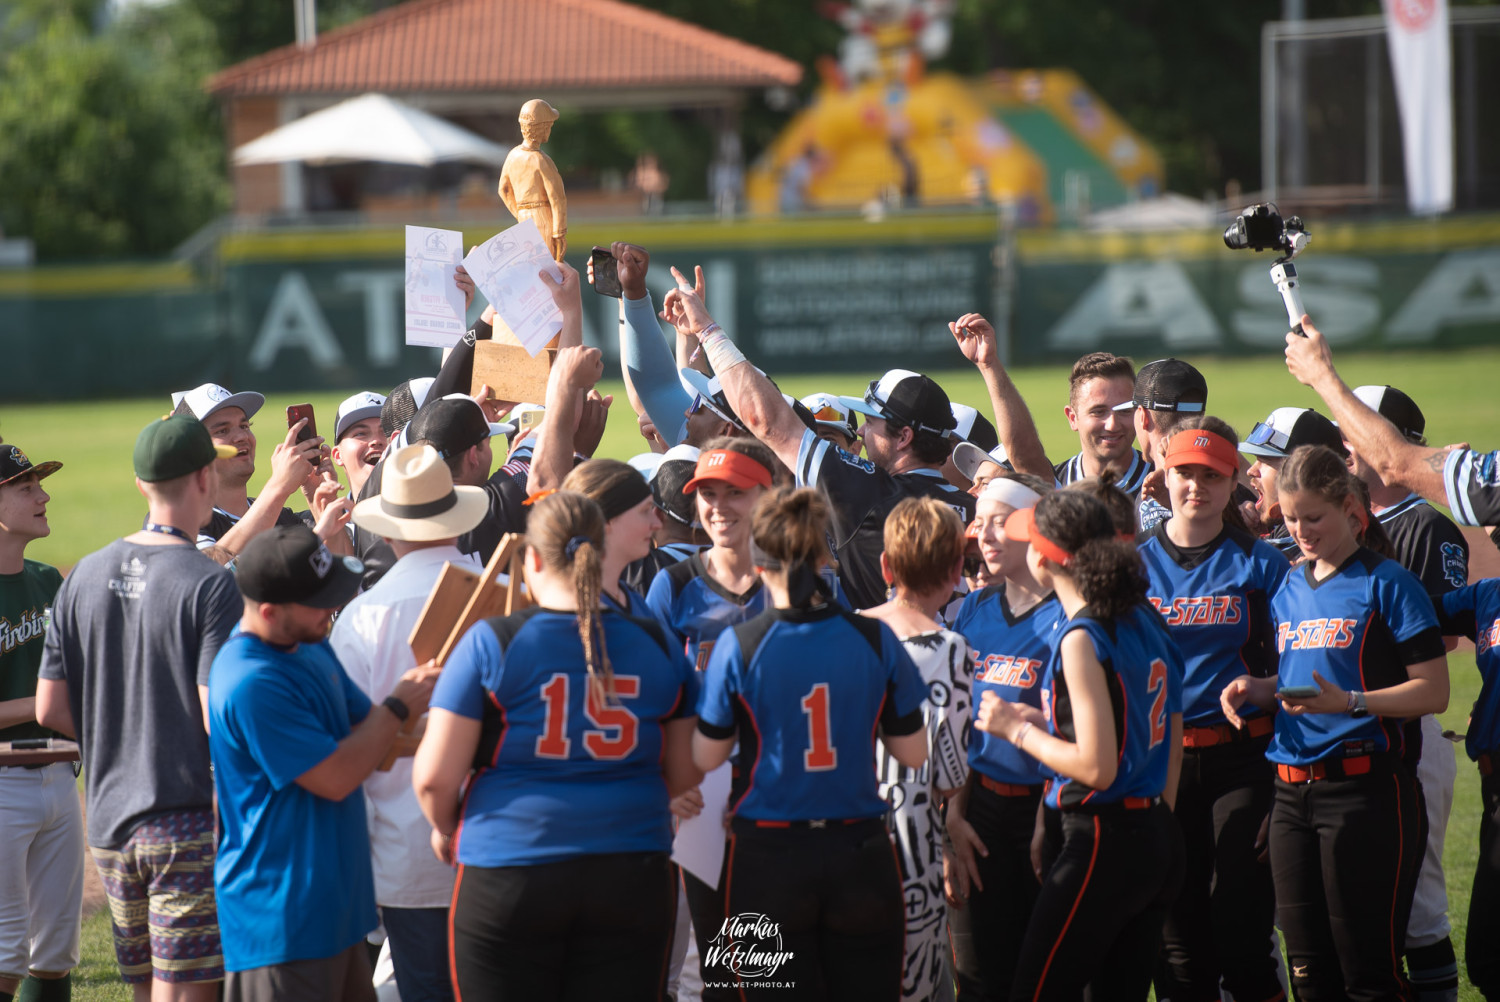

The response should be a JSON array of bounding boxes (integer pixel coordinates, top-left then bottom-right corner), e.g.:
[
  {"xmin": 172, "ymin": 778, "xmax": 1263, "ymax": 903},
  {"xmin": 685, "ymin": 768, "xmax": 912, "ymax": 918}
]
[{"xmin": 8, "ymin": 346, "xmax": 1498, "ymax": 998}]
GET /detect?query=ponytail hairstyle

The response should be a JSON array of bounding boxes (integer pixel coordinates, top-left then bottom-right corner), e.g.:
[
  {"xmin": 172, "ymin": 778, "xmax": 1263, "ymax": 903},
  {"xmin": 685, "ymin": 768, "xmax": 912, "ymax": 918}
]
[
  {"xmin": 525, "ymin": 491, "xmax": 616, "ymax": 701},
  {"xmin": 1278, "ymin": 445, "xmax": 1396, "ymax": 558},
  {"xmin": 1063, "ymin": 469, "xmax": 1137, "ymax": 537},
  {"xmin": 750, "ymin": 486, "xmax": 832, "ymax": 608},
  {"xmin": 1033, "ymin": 490, "xmax": 1149, "ymax": 619},
  {"xmin": 1171, "ymin": 415, "xmax": 1251, "ymax": 532},
  {"xmin": 562, "ymin": 459, "xmax": 653, "ymax": 522}
]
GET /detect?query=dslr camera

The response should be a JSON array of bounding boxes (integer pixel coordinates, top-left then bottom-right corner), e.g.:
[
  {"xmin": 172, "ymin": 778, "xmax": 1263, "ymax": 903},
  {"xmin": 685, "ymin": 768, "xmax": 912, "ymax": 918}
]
[{"xmin": 1222, "ymin": 202, "xmax": 1312, "ymax": 336}]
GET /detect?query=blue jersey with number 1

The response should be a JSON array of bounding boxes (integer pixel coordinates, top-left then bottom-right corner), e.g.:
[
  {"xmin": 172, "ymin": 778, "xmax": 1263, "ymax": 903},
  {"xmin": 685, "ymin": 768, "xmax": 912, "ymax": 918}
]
[
  {"xmin": 431, "ymin": 607, "xmax": 699, "ymax": 868},
  {"xmin": 697, "ymin": 604, "xmax": 926, "ymax": 822},
  {"xmin": 1042, "ymin": 604, "xmax": 1185, "ymax": 809}
]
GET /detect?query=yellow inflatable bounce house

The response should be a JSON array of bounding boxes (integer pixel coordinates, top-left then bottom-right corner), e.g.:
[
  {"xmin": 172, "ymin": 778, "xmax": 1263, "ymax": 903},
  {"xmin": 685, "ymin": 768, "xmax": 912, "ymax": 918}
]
[{"xmin": 745, "ymin": 1, "xmax": 1163, "ymax": 223}]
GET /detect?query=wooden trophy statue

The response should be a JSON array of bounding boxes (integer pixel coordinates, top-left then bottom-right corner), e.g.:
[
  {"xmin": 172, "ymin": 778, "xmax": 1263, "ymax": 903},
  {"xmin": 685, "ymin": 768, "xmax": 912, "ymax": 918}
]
[
  {"xmin": 479, "ymin": 98, "xmax": 567, "ymax": 404},
  {"xmin": 498, "ymin": 99, "xmax": 567, "ymax": 262}
]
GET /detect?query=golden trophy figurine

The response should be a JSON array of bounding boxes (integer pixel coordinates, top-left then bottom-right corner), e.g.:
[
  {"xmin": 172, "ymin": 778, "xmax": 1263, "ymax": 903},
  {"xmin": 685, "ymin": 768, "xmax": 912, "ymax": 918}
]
[{"xmin": 499, "ymin": 99, "xmax": 568, "ymax": 261}]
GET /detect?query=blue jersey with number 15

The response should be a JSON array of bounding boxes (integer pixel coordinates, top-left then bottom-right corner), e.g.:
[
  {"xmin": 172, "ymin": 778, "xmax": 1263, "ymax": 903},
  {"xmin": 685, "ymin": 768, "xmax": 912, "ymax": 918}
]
[
  {"xmin": 697, "ymin": 604, "xmax": 926, "ymax": 822},
  {"xmin": 431, "ymin": 607, "xmax": 699, "ymax": 868}
]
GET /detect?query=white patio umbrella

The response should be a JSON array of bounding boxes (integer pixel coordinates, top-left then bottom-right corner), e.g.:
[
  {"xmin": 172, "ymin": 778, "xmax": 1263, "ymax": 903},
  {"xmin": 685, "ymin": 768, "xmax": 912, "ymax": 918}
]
[{"xmin": 232, "ymin": 93, "xmax": 509, "ymax": 168}]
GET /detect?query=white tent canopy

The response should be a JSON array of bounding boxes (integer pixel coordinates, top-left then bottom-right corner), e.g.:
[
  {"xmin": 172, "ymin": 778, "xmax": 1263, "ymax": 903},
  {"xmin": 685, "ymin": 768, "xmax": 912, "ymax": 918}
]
[
  {"xmin": 232, "ymin": 93, "xmax": 509, "ymax": 168},
  {"xmin": 1085, "ymin": 193, "xmax": 1220, "ymax": 231}
]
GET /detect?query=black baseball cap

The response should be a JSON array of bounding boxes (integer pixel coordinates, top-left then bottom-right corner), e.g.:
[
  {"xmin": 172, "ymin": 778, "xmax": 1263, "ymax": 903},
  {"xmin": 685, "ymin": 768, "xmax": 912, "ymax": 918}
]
[
  {"xmin": 134, "ymin": 415, "xmax": 236, "ymax": 483},
  {"xmin": 839, "ymin": 369, "xmax": 957, "ymax": 438},
  {"xmin": 1241, "ymin": 407, "xmax": 1347, "ymax": 460},
  {"xmin": 235, "ymin": 524, "xmax": 364, "ymax": 608},
  {"xmin": 407, "ymin": 395, "xmax": 511, "ymax": 460},
  {"xmin": 0, "ymin": 444, "xmax": 61, "ymax": 488},
  {"xmin": 1112, "ymin": 358, "xmax": 1207, "ymax": 413},
  {"xmin": 380, "ymin": 377, "xmax": 435, "ymax": 437},
  {"xmin": 1352, "ymin": 385, "xmax": 1425, "ymax": 443},
  {"xmin": 951, "ymin": 404, "xmax": 999, "ymax": 452}
]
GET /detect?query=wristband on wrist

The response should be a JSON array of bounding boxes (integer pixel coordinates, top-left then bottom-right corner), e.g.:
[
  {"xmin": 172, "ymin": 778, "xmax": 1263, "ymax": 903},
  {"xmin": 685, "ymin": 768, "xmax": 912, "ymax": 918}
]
[
  {"xmin": 1015, "ymin": 721, "xmax": 1033, "ymax": 751},
  {"xmin": 703, "ymin": 329, "xmax": 748, "ymax": 373},
  {"xmin": 382, "ymin": 695, "xmax": 411, "ymax": 723}
]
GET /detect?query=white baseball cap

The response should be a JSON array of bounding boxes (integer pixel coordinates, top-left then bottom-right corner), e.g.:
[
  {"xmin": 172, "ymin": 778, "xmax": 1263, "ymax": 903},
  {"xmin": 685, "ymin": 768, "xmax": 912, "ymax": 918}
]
[
  {"xmin": 334, "ymin": 391, "xmax": 387, "ymax": 441},
  {"xmin": 170, "ymin": 383, "xmax": 265, "ymax": 424}
]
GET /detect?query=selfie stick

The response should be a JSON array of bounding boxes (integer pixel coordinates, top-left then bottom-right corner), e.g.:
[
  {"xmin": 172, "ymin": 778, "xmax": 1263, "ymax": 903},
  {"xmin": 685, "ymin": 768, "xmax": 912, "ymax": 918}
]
[{"xmin": 1271, "ymin": 230, "xmax": 1312, "ymax": 337}]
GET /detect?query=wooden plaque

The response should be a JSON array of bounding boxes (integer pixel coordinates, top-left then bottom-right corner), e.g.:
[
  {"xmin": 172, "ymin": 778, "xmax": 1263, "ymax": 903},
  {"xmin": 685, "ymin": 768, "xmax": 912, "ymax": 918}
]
[
  {"xmin": 472, "ymin": 341, "xmax": 556, "ymax": 406},
  {"xmin": 0, "ymin": 739, "xmax": 80, "ymax": 767},
  {"xmin": 378, "ymin": 535, "xmax": 532, "ymax": 771}
]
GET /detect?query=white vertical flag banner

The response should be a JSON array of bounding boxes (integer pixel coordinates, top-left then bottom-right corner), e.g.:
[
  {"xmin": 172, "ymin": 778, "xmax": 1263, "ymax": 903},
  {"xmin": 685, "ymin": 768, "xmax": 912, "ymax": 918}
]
[{"xmin": 1383, "ymin": 0, "xmax": 1454, "ymax": 214}]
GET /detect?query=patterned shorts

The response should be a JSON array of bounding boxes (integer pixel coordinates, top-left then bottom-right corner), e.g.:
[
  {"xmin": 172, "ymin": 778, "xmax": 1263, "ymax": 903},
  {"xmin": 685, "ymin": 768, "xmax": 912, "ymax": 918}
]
[{"xmin": 90, "ymin": 808, "xmax": 223, "ymax": 984}]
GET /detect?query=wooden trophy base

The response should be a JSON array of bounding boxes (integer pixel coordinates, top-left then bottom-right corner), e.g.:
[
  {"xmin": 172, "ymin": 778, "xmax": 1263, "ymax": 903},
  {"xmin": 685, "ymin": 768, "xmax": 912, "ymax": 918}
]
[{"xmin": 472, "ymin": 315, "xmax": 558, "ymax": 405}]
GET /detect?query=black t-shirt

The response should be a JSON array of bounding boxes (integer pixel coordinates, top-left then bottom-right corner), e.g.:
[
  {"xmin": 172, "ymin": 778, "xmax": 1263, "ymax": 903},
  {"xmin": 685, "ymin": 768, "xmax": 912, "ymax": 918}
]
[
  {"xmin": 198, "ymin": 500, "xmax": 309, "ymax": 545},
  {"xmin": 793, "ymin": 429, "xmax": 975, "ymax": 610},
  {"xmin": 1377, "ymin": 494, "xmax": 1469, "ymax": 595},
  {"xmin": 352, "ymin": 461, "xmax": 397, "ymax": 590},
  {"xmin": 460, "ymin": 469, "xmax": 530, "ymax": 564}
]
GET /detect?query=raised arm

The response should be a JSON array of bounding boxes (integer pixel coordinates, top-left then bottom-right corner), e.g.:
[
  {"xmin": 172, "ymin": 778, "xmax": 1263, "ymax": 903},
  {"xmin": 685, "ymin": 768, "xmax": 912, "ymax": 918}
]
[
  {"xmin": 660, "ymin": 284, "xmax": 807, "ymax": 473},
  {"xmin": 1284, "ymin": 317, "xmax": 1449, "ymax": 503},
  {"xmin": 950, "ymin": 313, "xmax": 1053, "ymax": 477},
  {"xmin": 211, "ymin": 423, "xmax": 323, "ymax": 563},
  {"xmin": 527, "ymin": 346, "xmax": 603, "ymax": 496},
  {"xmin": 602, "ymin": 242, "xmax": 693, "ymax": 439}
]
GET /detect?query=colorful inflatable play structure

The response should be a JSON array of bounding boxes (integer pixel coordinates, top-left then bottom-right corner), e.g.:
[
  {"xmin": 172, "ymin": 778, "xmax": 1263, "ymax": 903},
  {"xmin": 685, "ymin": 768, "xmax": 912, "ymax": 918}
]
[{"xmin": 745, "ymin": 1, "xmax": 1163, "ymax": 221}]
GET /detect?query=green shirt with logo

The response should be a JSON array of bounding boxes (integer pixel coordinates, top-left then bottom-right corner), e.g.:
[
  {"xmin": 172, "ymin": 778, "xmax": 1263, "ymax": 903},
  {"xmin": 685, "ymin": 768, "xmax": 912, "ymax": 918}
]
[{"xmin": 0, "ymin": 559, "xmax": 63, "ymax": 742}]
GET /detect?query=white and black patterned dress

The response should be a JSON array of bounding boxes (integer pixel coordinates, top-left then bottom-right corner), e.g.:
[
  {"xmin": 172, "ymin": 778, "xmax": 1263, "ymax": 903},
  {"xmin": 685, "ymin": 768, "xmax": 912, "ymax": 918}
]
[{"xmin": 876, "ymin": 628, "xmax": 973, "ymax": 1002}]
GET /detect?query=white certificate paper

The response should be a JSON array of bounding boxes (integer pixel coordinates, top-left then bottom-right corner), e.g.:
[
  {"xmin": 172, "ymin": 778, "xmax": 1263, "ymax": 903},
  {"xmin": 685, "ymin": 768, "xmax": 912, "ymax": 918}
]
[
  {"xmin": 404, "ymin": 226, "xmax": 468, "ymax": 348},
  {"xmin": 671, "ymin": 761, "xmax": 732, "ymax": 889},
  {"xmin": 461, "ymin": 219, "xmax": 563, "ymax": 356}
]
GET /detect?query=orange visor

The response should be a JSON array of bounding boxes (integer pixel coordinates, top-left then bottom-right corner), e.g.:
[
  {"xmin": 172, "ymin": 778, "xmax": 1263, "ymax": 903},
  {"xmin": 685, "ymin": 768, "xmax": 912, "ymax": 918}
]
[
  {"xmin": 682, "ymin": 449, "xmax": 774, "ymax": 494},
  {"xmin": 1003, "ymin": 507, "xmax": 1073, "ymax": 567},
  {"xmin": 1164, "ymin": 429, "xmax": 1239, "ymax": 478}
]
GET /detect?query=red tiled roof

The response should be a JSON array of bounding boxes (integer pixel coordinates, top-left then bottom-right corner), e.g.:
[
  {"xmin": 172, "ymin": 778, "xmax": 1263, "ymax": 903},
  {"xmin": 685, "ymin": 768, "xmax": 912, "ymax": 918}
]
[{"xmin": 207, "ymin": 0, "xmax": 803, "ymax": 97}]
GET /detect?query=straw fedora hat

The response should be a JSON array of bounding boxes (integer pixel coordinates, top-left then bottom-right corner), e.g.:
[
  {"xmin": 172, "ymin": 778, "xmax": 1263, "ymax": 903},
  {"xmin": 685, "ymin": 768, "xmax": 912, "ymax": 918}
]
[{"xmin": 352, "ymin": 444, "xmax": 488, "ymax": 542}]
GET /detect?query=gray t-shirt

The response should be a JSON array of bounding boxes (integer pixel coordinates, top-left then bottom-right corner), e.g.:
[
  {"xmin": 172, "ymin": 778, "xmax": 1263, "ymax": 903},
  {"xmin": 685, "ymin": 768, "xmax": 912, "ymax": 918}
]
[{"xmin": 39, "ymin": 540, "xmax": 241, "ymax": 848}]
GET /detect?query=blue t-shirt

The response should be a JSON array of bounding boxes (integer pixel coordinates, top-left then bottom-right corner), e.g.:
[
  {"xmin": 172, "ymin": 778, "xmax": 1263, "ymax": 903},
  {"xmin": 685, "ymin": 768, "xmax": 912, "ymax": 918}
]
[
  {"xmin": 1042, "ymin": 604, "xmax": 1185, "ymax": 809},
  {"xmin": 697, "ymin": 604, "xmax": 926, "ymax": 822},
  {"xmin": 208, "ymin": 631, "xmax": 378, "ymax": 971},
  {"xmin": 431, "ymin": 607, "xmax": 699, "ymax": 868},
  {"xmin": 1268, "ymin": 548, "xmax": 1445, "ymax": 767},
  {"xmin": 645, "ymin": 552, "xmax": 769, "ymax": 672},
  {"xmin": 1435, "ymin": 580, "xmax": 1500, "ymax": 761},
  {"xmin": 1138, "ymin": 524, "xmax": 1290, "ymax": 727},
  {"xmin": 952, "ymin": 584, "xmax": 1065, "ymax": 786}
]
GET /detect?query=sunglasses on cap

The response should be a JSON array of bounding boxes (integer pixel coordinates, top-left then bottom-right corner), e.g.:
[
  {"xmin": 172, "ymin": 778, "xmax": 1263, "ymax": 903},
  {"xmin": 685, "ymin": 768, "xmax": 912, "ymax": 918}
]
[
  {"xmin": 1245, "ymin": 420, "xmax": 1290, "ymax": 452},
  {"xmin": 813, "ymin": 404, "xmax": 846, "ymax": 423},
  {"xmin": 687, "ymin": 394, "xmax": 706, "ymax": 416}
]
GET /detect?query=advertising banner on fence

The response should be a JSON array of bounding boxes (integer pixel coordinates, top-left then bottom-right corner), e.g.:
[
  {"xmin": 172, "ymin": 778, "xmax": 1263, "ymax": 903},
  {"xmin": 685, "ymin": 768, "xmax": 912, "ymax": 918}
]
[{"xmin": 0, "ymin": 212, "xmax": 1497, "ymax": 401}]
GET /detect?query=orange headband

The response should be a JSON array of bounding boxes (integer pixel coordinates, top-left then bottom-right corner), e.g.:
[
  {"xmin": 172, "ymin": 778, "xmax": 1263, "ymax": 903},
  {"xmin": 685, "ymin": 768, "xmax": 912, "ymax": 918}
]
[
  {"xmin": 682, "ymin": 449, "xmax": 774, "ymax": 494},
  {"xmin": 1164, "ymin": 429, "xmax": 1239, "ymax": 478}
]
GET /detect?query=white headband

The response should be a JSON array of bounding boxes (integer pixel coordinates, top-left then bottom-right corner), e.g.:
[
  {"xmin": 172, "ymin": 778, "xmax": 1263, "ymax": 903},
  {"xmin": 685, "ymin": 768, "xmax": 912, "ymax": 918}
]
[{"xmin": 978, "ymin": 478, "xmax": 1042, "ymax": 511}]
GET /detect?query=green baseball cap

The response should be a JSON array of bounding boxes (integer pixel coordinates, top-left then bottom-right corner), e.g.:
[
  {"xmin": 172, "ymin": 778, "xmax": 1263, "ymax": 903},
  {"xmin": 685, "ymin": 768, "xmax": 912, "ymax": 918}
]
[{"xmin": 134, "ymin": 414, "xmax": 236, "ymax": 483}]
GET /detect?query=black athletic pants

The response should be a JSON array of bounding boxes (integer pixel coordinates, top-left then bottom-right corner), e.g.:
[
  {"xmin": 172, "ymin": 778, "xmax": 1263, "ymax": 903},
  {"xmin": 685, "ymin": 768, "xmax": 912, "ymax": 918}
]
[
  {"xmin": 1465, "ymin": 767, "xmax": 1500, "ymax": 999},
  {"xmin": 1010, "ymin": 800, "xmax": 1183, "ymax": 1002},
  {"xmin": 1269, "ymin": 761, "xmax": 1426, "ymax": 1002},
  {"xmin": 684, "ymin": 848, "xmax": 737, "ymax": 1002},
  {"xmin": 449, "ymin": 851, "xmax": 676, "ymax": 1001},
  {"xmin": 719, "ymin": 818, "xmax": 905, "ymax": 1000},
  {"xmin": 951, "ymin": 783, "xmax": 1043, "ymax": 1002},
  {"xmin": 1158, "ymin": 738, "xmax": 1283, "ymax": 1002}
]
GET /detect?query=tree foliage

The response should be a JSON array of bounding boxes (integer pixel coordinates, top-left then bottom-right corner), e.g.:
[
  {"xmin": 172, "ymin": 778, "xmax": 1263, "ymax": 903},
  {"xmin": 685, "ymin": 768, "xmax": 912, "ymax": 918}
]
[{"xmin": 0, "ymin": 3, "xmax": 229, "ymax": 259}]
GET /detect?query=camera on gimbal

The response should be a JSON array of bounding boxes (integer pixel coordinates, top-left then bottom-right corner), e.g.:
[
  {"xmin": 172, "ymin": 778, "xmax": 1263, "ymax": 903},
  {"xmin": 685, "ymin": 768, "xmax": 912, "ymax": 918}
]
[{"xmin": 1222, "ymin": 202, "xmax": 1313, "ymax": 336}]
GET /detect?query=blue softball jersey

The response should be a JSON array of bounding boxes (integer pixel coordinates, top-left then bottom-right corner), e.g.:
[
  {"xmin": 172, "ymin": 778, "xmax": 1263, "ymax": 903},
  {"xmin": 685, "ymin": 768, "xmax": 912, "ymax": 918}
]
[
  {"xmin": 952, "ymin": 583, "xmax": 1066, "ymax": 786},
  {"xmin": 1267, "ymin": 548, "xmax": 1445, "ymax": 767},
  {"xmin": 1138, "ymin": 523, "xmax": 1290, "ymax": 727},
  {"xmin": 431, "ymin": 607, "xmax": 699, "ymax": 868},
  {"xmin": 1042, "ymin": 604, "xmax": 1185, "ymax": 810},
  {"xmin": 645, "ymin": 552, "xmax": 769, "ymax": 671},
  {"xmin": 1435, "ymin": 580, "xmax": 1500, "ymax": 761},
  {"xmin": 696, "ymin": 604, "xmax": 926, "ymax": 822}
]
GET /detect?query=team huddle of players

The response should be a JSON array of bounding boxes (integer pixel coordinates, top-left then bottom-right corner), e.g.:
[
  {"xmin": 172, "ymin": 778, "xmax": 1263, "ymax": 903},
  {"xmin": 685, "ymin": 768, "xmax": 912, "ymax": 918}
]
[{"xmin": 8, "ymin": 237, "xmax": 1500, "ymax": 1002}]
